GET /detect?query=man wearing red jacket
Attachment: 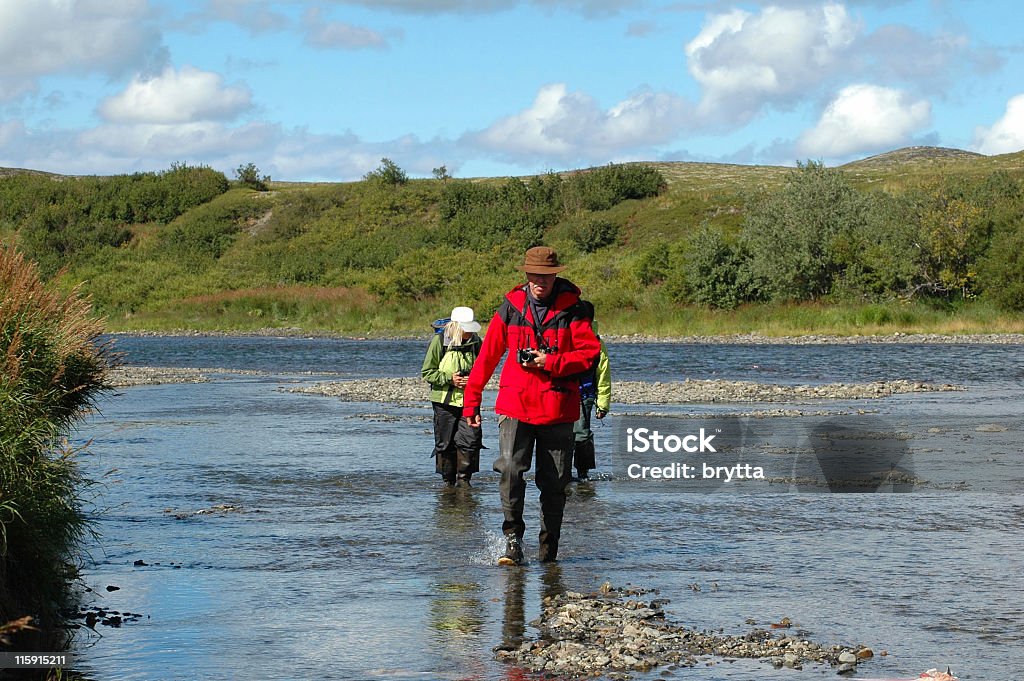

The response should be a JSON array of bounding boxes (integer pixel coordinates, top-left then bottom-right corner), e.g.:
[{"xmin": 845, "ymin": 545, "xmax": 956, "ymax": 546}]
[{"xmin": 464, "ymin": 246, "xmax": 601, "ymax": 565}]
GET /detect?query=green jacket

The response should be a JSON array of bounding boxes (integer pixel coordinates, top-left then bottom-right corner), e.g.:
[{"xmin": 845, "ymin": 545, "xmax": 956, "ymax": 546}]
[
  {"xmin": 593, "ymin": 339, "xmax": 611, "ymax": 413},
  {"xmin": 421, "ymin": 333, "xmax": 481, "ymax": 407}
]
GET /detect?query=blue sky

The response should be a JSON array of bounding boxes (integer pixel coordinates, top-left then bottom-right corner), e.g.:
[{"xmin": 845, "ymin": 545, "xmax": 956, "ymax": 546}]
[{"xmin": 1, "ymin": 0, "xmax": 1023, "ymax": 181}]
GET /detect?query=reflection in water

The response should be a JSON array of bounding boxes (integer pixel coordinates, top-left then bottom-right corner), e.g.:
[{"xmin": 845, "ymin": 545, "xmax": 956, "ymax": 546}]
[
  {"xmin": 498, "ymin": 568, "xmax": 526, "ymax": 653},
  {"xmin": 434, "ymin": 486, "xmax": 482, "ymax": 534},
  {"xmin": 428, "ymin": 581, "xmax": 485, "ymax": 679},
  {"xmin": 540, "ymin": 563, "xmax": 565, "ymax": 602},
  {"xmin": 429, "ymin": 487, "xmax": 487, "ymax": 680},
  {"xmin": 497, "ymin": 564, "xmax": 565, "ymax": 655}
]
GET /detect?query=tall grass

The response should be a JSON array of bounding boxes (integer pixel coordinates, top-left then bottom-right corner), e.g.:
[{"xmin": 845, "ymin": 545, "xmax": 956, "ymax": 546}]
[{"xmin": 0, "ymin": 246, "xmax": 112, "ymax": 641}]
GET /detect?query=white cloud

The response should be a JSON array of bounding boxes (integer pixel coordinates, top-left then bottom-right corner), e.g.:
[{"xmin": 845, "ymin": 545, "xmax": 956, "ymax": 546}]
[
  {"xmin": 797, "ymin": 84, "xmax": 930, "ymax": 157},
  {"xmin": 302, "ymin": 8, "xmax": 392, "ymax": 50},
  {"xmin": 0, "ymin": 0, "xmax": 166, "ymax": 101},
  {"xmin": 471, "ymin": 83, "xmax": 691, "ymax": 163},
  {"xmin": 0, "ymin": 114, "xmax": 457, "ymax": 182},
  {"xmin": 973, "ymin": 95, "xmax": 1024, "ymax": 156},
  {"xmin": 685, "ymin": 2, "xmax": 860, "ymax": 125},
  {"xmin": 98, "ymin": 66, "xmax": 252, "ymax": 125},
  {"xmin": 78, "ymin": 121, "xmax": 277, "ymax": 159}
]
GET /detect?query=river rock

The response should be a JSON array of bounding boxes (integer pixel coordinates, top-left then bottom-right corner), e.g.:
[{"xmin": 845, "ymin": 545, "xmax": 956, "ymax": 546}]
[{"xmin": 494, "ymin": 584, "xmax": 873, "ymax": 677}]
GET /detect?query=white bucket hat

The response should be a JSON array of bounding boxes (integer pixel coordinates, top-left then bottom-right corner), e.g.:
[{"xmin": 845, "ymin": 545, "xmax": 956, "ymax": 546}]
[{"xmin": 450, "ymin": 306, "xmax": 481, "ymax": 333}]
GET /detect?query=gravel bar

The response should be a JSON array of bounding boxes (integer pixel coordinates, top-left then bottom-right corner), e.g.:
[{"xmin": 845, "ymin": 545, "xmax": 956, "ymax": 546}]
[{"xmin": 289, "ymin": 377, "xmax": 962, "ymax": 405}]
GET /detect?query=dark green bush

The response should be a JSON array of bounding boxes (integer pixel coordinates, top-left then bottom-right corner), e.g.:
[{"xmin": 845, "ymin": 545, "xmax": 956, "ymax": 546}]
[
  {"xmin": 364, "ymin": 158, "xmax": 408, "ymax": 187},
  {"xmin": 742, "ymin": 161, "xmax": 868, "ymax": 302},
  {"xmin": 234, "ymin": 163, "xmax": 270, "ymax": 191},
  {"xmin": 562, "ymin": 163, "xmax": 666, "ymax": 212},
  {"xmin": 682, "ymin": 226, "xmax": 762, "ymax": 309},
  {"xmin": 977, "ymin": 227, "xmax": 1024, "ymax": 310},
  {"xmin": 570, "ymin": 216, "xmax": 619, "ymax": 253}
]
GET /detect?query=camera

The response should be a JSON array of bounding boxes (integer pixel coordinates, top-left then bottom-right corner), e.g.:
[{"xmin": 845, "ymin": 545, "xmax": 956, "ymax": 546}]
[
  {"xmin": 455, "ymin": 370, "xmax": 469, "ymax": 377},
  {"xmin": 518, "ymin": 348, "xmax": 537, "ymax": 364}
]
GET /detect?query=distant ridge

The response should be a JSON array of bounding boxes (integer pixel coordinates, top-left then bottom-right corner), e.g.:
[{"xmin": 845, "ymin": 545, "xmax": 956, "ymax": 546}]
[
  {"xmin": 841, "ymin": 146, "xmax": 984, "ymax": 170},
  {"xmin": 0, "ymin": 167, "xmax": 61, "ymax": 179}
]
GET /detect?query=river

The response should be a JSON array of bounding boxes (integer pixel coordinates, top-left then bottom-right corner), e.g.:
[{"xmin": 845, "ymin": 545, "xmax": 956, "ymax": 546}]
[{"xmin": 70, "ymin": 336, "xmax": 1024, "ymax": 680}]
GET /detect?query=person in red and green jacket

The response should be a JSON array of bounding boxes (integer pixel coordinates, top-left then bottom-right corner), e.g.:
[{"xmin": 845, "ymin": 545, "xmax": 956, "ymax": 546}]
[{"xmin": 464, "ymin": 246, "xmax": 601, "ymax": 565}]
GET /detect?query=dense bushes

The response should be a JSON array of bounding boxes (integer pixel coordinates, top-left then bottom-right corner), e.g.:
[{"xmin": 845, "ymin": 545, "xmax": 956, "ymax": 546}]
[
  {"xmin": 671, "ymin": 162, "xmax": 1024, "ymax": 310},
  {"xmin": 1, "ymin": 165, "xmax": 229, "ymax": 274},
  {"xmin": 0, "ymin": 247, "xmax": 111, "ymax": 632},
  {"xmin": 438, "ymin": 164, "xmax": 663, "ymax": 254}
]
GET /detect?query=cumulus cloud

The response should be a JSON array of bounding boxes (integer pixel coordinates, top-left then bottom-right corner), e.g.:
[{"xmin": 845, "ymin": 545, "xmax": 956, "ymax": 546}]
[
  {"xmin": 973, "ymin": 94, "xmax": 1024, "ymax": 156},
  {"xmin": 469, "ymin": 83, "xmax": 691, "ymax": 164},
  {"xmin": 0, "ymin": 0, "xmax": 166, "ymax": 101},
  {"xmin": 98, "ymin": 66, "xmax": 253, "ymax": 125},
  {"xmin": 302, "ymin": 8, "xmax": 393, "ymax": 50},
  {"xmin": 683, "ymin": 2, "xmax": 996, "ymax": 130},
  {"xmin": 685, "ymin": 2, "xmax": 860, "ymax": 125},
  {"xmin": 797, "ymin": 84, "xmax": 931, "ymax": 157}
]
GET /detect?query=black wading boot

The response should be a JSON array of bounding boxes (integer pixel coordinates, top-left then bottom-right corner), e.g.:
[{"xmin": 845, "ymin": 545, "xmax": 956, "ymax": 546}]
[
  {"xmin": 439, "ymin": 451, "xmax": 457, "ymax": 487},
  {"xmin": 573, "ymin": 439, "xmax": 595, "ymax": 481},
  {"xmin": 498, "ymin": 534, "xmax": 524, "ymax": 566}
]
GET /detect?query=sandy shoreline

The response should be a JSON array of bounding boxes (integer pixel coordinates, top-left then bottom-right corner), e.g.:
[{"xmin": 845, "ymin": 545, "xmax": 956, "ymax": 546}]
[{"xmin": 103, "ymin": 328, "xmax": 1024, "ymax": 345}]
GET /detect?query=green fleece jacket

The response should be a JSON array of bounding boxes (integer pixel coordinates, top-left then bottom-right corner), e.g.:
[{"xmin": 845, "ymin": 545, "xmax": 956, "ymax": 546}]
[{"xmin": 421, "ymin": 333, "xmax": 481, "ymax": 407}]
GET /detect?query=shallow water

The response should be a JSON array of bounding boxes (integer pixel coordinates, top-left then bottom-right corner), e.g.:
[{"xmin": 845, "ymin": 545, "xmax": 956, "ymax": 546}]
[{"xmin": 70, "ymin": 337, "xmax": 1024, "ymax": 680}]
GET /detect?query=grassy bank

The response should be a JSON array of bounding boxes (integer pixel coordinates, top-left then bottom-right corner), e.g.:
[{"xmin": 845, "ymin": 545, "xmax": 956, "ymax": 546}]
[
  {"xmin": 104, "ymin": 292, "xmax": 1024, "ymax": 338},
  {"xmin": 0, "ymin": 247, "xmax": 112, "ymax": 648},
  {"xmin": 2, "ymin": 148, "xmax": 1024, "ymax": 338}
]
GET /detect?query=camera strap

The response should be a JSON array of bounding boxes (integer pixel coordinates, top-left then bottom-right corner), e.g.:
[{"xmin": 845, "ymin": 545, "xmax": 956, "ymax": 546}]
[{"xmin": 521, "ymin": 287, "xmax": 550, "ymax": 351}]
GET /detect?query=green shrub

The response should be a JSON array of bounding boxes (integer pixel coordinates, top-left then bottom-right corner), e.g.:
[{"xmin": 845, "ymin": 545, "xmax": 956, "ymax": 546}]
[
  {"xmin": 562, "ymin": 164, "xmax": 666, "ymax": 212},
  {"xmin": 364, "ymin": 158, "xmax": 408, "ymax": 187},
  {"xmin": 977, "ymin": 227, "xmax": 1024, "ymax": 310},
  {"xmin": 569, "ymin": 216, "xmax": 619, "ymax": 253},
  {"xmin": 234, "ymin": 162, "xmax": 270, "ymax": 191},
  {"xmin": 1, "ymin": 246, "xmax": 111, "ymax": 630},
  {"xmin": 634, "ymin": 245, "xmax": 671, "ymax": 286},
  {"xmin": 683, "ymin": 225, "xmax": 762, "ymax": 309},
  {"xmin": 742, "ymin": 161, "xmax": 868, "ymax": 302},
  {"xmin": 368, "ymin": 248, "xmax": 449, "ymax": 301}
]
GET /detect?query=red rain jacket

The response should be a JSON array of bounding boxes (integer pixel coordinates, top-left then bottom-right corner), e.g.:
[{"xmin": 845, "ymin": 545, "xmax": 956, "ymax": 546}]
[{"xmin": 463, "ymin": 279, "xmax": 601, "ymax": 425}]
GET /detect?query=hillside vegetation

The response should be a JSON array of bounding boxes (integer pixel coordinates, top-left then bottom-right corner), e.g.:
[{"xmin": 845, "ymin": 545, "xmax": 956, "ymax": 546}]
[{"xmin": 1, "ymin": 148, "xmax": 1023, "ymax": 337}]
